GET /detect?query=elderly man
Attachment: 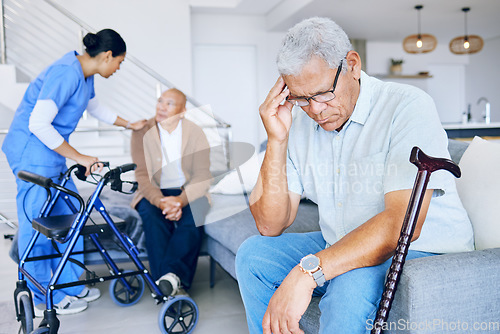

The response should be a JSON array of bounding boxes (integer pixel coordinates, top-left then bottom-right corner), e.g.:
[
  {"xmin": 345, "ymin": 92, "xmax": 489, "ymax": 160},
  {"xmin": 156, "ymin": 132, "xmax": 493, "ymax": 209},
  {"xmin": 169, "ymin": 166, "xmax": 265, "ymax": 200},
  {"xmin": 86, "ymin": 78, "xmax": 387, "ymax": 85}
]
[
  {"xmin": 235, "ymin": 17, "xmax": 473, "ymax": 334},
  {"xmin": 131, "ymin": 88, "xmax": 211, "ymax": 296}
]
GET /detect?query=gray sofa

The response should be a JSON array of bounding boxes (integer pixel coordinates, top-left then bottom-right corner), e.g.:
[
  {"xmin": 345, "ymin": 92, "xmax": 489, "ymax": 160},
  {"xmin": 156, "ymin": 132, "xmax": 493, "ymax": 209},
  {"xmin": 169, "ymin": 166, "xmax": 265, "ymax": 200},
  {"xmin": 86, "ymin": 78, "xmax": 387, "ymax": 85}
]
[{"xmin": 203, "ymin": 139, "xmax": 500, "ymax": 333}]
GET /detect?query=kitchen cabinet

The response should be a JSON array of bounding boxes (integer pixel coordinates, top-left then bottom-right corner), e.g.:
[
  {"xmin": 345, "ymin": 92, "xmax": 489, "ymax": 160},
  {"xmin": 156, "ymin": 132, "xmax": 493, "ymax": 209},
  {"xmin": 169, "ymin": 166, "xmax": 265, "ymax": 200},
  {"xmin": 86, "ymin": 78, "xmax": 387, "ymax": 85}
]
[{"xmin": 442, "ymin": 122, "xmax": 500, "ymax": 138}]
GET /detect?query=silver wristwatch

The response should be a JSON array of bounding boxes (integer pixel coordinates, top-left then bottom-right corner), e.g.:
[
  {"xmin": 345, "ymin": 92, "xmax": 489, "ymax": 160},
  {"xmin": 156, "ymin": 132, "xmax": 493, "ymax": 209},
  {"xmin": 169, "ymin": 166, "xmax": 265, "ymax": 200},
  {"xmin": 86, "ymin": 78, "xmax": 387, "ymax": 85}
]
[{"xmin": 299, "ymin": 254, "xmax": 326, "ymax": 287}]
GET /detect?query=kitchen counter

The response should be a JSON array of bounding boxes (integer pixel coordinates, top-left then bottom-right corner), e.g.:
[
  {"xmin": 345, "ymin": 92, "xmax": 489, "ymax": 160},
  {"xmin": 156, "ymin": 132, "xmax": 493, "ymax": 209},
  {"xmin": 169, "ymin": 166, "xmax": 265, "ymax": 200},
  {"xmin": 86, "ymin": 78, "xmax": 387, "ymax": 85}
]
[{"xmin": 442, "ymin": 122, "xmax": 500, "ymax": 138}]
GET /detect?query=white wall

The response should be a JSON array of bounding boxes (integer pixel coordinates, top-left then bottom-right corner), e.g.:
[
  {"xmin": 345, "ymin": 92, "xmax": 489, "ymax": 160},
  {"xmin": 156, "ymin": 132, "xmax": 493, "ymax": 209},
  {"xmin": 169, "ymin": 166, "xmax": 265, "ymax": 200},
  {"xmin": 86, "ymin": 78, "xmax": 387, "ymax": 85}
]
[
  {"xmin": 466, "ymin": 36, "xmax": 500, "ymax": 122},
  {"xmin": 366, "ymin": 37, "xmax": 500, "ymax": 122},
  {"xmin": 54, "ymin": 0, "xmax": 193, "ymax": 95},
  {"xmin": 191, "ymin": 14, "xmax": 284, "ymax": 147},
  {"xmin": 366, "ymin": 42, "xmax": 471, "ymax": 123}
]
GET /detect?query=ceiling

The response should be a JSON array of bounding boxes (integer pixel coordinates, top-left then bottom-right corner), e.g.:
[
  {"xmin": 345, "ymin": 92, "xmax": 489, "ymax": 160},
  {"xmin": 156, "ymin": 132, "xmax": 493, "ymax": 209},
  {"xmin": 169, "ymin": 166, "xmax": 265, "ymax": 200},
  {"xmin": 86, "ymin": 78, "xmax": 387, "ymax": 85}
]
[{"xmin": 191, "ymin": 0, "xmax": 500, "ymax": 43}]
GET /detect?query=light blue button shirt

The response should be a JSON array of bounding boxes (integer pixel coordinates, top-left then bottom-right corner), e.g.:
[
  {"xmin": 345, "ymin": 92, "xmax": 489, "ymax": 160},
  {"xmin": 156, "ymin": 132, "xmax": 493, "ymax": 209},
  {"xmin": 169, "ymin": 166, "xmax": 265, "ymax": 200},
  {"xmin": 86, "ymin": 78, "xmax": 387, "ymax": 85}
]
[{"xmin": 286, "ymin": 71, "xmax": 473, "ymax": 254}]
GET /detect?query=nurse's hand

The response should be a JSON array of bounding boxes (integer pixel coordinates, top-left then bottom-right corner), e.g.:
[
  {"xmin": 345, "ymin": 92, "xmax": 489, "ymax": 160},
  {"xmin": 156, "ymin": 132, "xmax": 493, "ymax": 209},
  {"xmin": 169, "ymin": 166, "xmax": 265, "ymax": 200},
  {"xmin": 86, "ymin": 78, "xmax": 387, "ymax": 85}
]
[
  {"xmin": 128, "ymin": 119, "xmax": 147, "ymax": 131},
  {"xmin": 53, "ymin": 141, "xmax": 104, "ymax": 176},
  {"xmin": 76, "ymin": 154, "xmax": 104, "ymax": 176}
]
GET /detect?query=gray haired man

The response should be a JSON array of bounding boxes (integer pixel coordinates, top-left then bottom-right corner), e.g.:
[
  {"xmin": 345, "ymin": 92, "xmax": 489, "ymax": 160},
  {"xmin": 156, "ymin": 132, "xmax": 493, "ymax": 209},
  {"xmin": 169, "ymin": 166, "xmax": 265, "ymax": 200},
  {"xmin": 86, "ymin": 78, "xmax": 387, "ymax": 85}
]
[{"xmin": 235, "ymin": 17, "xmax": 472, "ymax": 334}]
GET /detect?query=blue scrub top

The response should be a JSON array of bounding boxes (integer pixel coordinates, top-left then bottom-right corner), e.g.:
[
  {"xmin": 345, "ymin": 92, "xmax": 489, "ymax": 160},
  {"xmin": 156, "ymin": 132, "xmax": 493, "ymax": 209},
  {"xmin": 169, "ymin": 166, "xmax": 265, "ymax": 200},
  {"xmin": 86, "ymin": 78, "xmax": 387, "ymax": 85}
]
[{"xmin": 2, "ymin": 51, "xmax": 95, "ymax": 168}]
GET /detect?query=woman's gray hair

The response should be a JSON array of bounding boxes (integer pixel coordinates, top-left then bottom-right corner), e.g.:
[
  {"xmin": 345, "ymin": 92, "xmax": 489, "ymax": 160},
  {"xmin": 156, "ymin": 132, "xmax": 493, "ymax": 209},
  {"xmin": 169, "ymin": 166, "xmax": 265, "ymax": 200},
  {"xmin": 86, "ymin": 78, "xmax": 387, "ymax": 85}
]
[{"xmin": 277, "ymin": 17, "xmax": 352, "ymax": 76}]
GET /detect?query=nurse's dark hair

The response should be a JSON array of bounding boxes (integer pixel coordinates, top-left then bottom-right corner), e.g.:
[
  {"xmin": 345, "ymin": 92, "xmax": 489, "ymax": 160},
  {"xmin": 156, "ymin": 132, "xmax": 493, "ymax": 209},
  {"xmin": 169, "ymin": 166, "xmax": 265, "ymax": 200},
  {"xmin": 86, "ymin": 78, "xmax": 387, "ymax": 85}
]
[{"xmin": 82, "ymin": 29, "xmax": 126, "ymax": 57}]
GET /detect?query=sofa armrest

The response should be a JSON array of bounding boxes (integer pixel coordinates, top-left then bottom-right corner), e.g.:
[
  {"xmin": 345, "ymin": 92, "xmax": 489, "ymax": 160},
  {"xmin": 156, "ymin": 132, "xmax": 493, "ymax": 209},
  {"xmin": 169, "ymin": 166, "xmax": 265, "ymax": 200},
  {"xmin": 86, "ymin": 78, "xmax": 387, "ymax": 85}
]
[{"xmin": 387, "ymin": 248, "xmax": 500, "ymax": 332}]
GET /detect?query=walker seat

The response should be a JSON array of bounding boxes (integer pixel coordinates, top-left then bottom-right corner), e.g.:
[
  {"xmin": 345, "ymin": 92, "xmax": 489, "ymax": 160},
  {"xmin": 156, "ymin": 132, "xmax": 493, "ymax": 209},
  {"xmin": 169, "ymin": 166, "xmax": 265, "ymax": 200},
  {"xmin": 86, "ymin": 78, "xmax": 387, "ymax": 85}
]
[{"xmin": 32, "ymin": 214, "xmax": 125, "ymax": 243}]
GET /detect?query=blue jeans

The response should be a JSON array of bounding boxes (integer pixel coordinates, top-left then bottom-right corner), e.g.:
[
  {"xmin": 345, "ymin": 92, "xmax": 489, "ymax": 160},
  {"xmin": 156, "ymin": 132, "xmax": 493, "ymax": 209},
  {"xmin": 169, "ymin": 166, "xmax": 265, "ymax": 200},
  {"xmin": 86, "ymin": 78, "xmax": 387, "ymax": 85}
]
[
  {"xmin": 136, "ymin": 189, "xmax": 209, "ymax": 289},
  {"xmin": 235, "ymin": 231, "xmax": 435, "ymax": 334}
]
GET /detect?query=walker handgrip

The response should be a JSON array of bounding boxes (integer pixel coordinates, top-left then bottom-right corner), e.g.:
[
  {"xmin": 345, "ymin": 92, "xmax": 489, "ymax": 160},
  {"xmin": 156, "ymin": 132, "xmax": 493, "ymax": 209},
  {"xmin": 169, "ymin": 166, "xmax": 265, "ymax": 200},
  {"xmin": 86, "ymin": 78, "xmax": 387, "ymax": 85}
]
[
  {"xmin": 116, "ymin": 163, "xmax": 136, "ymax": 174},
  {"xmin": 17, "ymin": 170, "xmax": 53, "ymax": 188}
]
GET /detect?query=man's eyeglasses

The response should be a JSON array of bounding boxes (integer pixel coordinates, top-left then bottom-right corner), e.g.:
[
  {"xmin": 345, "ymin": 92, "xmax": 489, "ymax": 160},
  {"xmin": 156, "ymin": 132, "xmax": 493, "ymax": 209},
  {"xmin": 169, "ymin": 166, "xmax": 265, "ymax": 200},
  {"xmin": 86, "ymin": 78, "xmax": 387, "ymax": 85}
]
[{"xmin": 286, "ymin": 59, "xmax": 343, "ymax": 107}]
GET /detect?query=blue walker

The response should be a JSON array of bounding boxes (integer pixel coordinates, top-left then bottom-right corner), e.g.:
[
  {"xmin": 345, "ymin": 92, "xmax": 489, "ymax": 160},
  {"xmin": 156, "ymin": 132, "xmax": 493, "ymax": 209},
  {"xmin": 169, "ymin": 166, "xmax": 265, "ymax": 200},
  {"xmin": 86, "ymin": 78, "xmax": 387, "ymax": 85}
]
[{"xmin": 13, "ymin": 163, "xmax": 199, "ymax": 334}]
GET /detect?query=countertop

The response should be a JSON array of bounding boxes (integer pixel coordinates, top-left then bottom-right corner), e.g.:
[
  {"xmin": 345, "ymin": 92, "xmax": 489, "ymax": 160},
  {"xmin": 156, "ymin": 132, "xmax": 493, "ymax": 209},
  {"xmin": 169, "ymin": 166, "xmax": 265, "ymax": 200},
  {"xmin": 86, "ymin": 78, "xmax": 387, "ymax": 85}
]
[{"xmin": 442, "ymin": 122, "xmax": 500, "ymax": 130}]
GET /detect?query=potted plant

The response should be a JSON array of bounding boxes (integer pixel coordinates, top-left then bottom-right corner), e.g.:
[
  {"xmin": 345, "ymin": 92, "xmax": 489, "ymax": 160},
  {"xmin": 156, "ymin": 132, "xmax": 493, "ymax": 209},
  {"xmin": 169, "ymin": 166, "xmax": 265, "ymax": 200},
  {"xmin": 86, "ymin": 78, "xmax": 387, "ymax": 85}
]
[{"xmin": 390, "ymin": 59, "xmax": 404, "ymax": 75}]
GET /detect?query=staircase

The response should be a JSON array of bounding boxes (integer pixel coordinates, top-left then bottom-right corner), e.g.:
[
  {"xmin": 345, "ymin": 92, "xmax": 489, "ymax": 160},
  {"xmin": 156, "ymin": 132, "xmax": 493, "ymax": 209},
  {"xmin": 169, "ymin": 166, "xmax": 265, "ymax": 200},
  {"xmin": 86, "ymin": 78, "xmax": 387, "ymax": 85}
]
[{"xmin": 0, "ymin": 0, "xmax": 232, "ymax": 224}]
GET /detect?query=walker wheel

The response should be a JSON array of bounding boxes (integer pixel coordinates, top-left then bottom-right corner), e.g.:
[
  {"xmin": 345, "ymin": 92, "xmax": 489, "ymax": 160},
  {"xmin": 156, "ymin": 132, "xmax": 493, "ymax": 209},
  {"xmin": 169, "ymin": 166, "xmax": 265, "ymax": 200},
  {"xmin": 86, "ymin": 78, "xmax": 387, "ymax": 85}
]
[
  {"xmin": 158, "ymin": 295, "xmax": 198, "ymax": 334},
  {"xmin": 109, "ymin": 270, "xmax": 145, "ymax": 306},
  {"xmin": 18, "ymin": 294, "xmax": 34, "ymax": 334}
]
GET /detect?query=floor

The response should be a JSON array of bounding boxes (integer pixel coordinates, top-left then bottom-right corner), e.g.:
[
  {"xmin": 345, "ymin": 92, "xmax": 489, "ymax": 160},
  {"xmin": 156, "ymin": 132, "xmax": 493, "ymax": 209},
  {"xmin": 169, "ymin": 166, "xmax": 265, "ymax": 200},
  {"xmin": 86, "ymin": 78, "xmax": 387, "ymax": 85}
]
[{"xmin": 0, "ymin": 222, "xmax": 249, "ymax": 334}]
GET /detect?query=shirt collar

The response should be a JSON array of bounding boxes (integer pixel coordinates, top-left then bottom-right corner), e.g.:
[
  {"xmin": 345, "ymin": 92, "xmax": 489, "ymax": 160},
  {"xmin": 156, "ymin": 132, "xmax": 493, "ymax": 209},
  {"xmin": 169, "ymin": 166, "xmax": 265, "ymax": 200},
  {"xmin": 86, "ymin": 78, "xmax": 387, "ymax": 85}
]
[
  {"xmin": 157, "ymin": 119, "xmax": 183, "ymax": 136},
  {"xmin": 349, "ymin": 71, "xmax": 371, "ymax": 126}
]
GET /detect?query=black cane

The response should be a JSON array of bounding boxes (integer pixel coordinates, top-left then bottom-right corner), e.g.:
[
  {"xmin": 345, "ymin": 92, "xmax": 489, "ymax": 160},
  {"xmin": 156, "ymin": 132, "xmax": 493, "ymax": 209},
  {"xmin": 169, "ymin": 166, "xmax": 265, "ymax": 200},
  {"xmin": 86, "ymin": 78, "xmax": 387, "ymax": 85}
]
[{"xmin": 371, "ymin": 147, "xmax": 461, "ymax": 334}]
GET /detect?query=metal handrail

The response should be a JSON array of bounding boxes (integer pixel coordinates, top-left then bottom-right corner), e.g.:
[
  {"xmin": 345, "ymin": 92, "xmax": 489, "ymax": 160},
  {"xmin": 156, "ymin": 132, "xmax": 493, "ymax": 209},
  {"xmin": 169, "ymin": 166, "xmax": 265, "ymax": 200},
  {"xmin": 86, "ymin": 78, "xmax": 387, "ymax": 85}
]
[
  {"xmin": 0, "ymin": 0, "xmax": 6, "ymax": 64},
  {"xmin": 1, "ymin": 0, "xmax": 233, "ymax": 171},
  {"xmin": 0, "ymin": 127, "xmax": 127, "ymax": 135},
  {"xmin": 42, "ymin": 0, "xmax": 229, "ymax": 128}
]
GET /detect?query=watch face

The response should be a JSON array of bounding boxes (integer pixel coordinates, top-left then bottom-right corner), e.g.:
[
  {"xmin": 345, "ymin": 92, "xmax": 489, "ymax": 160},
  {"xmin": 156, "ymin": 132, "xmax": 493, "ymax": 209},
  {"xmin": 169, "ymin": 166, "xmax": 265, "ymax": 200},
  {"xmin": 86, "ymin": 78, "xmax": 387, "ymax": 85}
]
[{"xmin": 302, "ymin": 255, "xmax": 320, "ymax": 271}]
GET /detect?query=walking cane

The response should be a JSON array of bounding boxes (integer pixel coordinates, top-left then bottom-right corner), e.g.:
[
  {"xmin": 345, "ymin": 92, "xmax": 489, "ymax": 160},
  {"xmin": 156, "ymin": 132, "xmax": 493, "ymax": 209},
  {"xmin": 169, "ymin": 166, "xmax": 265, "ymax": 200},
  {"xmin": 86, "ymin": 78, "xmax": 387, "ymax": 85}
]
[{"xmin": 371, "ymin": 147, "xmax": 461, "ymax": 334}]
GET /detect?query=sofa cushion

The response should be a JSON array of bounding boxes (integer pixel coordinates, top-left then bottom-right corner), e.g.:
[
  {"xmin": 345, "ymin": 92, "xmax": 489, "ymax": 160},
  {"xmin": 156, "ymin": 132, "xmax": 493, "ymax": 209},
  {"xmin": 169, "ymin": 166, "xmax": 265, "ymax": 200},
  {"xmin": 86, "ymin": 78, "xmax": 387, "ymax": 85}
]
[
  {"xmin": 204, "ymin": 198, "xmax": 320, "ymax": 257},
  {"xmin": 387, "ymin": 248, "xmax": 500, "ymax": 332},
  {"xmin": 447, "ymin": 139, "xmax": 469, "ymax": 164},
  {"xmin": 455, "ymin": 137, "xmax": 500, "ymax": 250}
]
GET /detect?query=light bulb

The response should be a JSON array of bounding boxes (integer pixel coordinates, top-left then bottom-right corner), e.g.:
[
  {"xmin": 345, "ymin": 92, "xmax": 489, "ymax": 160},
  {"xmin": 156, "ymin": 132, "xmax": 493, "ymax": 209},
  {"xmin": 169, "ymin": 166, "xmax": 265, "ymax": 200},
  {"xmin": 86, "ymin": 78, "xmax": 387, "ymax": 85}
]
[
  {"xmin": 416, "ymin": 39, "xmax": 423, "ymax": 48},
  {"xmin": 463, "ymin": 40, "xmax": 470, "ymax": 49}
]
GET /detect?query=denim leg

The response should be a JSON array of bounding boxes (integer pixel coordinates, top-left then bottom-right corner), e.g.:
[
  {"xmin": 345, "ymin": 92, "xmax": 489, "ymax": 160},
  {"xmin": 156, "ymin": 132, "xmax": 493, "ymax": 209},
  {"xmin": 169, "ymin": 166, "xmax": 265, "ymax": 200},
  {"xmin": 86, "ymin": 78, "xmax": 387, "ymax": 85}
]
[
  {"xmin": 318, "ymin": 250, "xmax": 435, "ymax": 334},
  {"xmin": 235, "ymin": 231, "xmax": 327, "ymax": 334}
]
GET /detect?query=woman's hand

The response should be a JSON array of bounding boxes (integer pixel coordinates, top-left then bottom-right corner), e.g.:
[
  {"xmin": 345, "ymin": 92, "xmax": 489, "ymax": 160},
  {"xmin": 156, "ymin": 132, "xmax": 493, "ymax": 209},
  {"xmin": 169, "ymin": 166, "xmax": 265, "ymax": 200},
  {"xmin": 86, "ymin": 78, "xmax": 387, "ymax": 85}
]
[
  {"xmin": 53, "ymin": 141, "xmax": 103, "ymax": 176},
  {"xmin": 259, "ymin": 76, "xmax": 294, "ymax": 143},
  {"xmin": 75, "ymin": 154, "xmax": 104, "ymax": 176},
  {"xmin": 128, "ymin": 119, "xmax": 147, "ymax": 131}
]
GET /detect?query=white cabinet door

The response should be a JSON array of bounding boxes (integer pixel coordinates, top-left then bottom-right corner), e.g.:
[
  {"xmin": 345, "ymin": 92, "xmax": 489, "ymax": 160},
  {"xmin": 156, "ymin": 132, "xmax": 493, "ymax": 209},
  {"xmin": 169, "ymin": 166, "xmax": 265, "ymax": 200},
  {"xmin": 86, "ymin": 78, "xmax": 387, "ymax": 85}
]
[{"xmin": 427, "ymin": 64, "xmax": 466, "ymax": 124}]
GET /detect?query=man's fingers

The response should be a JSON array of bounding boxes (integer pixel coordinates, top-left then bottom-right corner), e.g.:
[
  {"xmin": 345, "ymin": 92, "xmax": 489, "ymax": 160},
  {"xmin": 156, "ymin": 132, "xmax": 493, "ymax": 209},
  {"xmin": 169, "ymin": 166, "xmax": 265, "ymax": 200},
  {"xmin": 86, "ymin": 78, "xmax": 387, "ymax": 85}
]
[
  {"xmin": 264, "ymin": 76, "xmax": 287, "ymax": 106},
  {"xmin": 283, "ymin": 99, "xmax": 294, "ymax": 111},
  {"xmin": 287, "ymin": 319, "xmax": 303, "ymax": 334},
  {"xmin": 271, "ymin": 319, "xmax": 281, "ymax": 334},
  {"xmin": 269, "ymin": 87, "xmax": 290, "ymax": 108},
  {"xmin": 263, "ymin": 312, "xmax": 272, "ymax": 334},
  {"xmin": 268, "ymin": 76, "xmax": 286, "ymax": 97}
]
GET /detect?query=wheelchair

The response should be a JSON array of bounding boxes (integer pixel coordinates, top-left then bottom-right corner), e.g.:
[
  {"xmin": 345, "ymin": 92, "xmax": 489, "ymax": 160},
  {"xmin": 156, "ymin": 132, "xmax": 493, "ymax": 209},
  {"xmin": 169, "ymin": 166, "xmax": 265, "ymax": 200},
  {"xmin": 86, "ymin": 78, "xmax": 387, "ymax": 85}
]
[{"xmin": 13, "ymin": 163, "xmax": 199, "ymax": 334}]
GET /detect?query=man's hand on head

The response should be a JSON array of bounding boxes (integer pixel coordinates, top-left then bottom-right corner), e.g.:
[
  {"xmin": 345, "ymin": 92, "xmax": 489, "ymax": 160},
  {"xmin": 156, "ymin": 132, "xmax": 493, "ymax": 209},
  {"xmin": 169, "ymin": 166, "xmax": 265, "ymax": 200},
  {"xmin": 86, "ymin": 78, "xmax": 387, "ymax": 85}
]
[{"xmin": 260, "ymin": 76, "xmax": 294, "ymax": 143}]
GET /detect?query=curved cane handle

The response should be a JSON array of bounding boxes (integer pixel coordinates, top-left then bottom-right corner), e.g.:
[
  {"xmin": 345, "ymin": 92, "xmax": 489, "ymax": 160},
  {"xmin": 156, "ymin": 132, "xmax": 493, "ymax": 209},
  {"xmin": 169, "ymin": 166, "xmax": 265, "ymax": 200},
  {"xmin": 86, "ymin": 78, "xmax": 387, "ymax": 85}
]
[{"xmin": 410, "ymin": 147, "xmax": 461, "ymax": 178}]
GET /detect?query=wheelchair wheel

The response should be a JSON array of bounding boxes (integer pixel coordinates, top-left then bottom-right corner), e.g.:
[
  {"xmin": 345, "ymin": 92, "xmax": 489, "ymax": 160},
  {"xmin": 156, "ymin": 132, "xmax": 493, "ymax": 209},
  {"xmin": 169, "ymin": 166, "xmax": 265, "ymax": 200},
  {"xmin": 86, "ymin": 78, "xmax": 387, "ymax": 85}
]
[
  {"xmin": 109, "ymin": 270, "xmax": 145, "ymax": 306},
  {"xmin": 18, "ymin": 294, "xmax": 34, "ymax": 334},
  {"xmin": 158, "ymin": 296, "xmax": 198, "ymax": 334}
]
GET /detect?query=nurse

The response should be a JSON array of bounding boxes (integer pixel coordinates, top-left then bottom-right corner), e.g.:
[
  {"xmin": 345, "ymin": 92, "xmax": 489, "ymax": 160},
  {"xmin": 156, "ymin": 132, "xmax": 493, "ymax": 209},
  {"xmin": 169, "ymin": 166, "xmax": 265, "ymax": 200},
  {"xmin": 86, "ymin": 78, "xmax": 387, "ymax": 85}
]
[{"xmin": 2, "ymin": 28, "xmax": 146, "ymax": 315}]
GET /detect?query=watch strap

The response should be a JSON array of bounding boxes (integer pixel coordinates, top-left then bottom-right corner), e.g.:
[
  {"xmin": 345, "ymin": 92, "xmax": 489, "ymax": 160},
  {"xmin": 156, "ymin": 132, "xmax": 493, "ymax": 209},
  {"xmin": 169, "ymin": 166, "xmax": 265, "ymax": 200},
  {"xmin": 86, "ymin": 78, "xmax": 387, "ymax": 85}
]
[{"xmin": 311, "ymin": 267, "xmax": 326, "ymax": 287}]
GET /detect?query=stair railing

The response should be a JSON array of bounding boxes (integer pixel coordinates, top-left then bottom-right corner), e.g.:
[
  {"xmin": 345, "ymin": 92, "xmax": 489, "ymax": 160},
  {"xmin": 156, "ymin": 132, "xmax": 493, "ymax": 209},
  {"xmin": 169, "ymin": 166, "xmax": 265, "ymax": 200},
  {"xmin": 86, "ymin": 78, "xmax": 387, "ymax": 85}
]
[{"xmin": 0, "ymin": 0, "xmax": 232, "ymax": 170}]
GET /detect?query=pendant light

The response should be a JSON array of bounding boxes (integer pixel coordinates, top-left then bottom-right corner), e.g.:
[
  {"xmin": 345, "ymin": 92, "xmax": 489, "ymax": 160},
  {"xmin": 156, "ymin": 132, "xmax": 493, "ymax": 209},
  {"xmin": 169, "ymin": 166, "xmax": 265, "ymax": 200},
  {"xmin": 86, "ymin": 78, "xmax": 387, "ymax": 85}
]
[
  {"xmin": 449, "ymin": 7, "xmax": 484, "ymax": 55},
  {"xmin": 403, "ymin": 5, "xmax": 437, "ymax": 54}
]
